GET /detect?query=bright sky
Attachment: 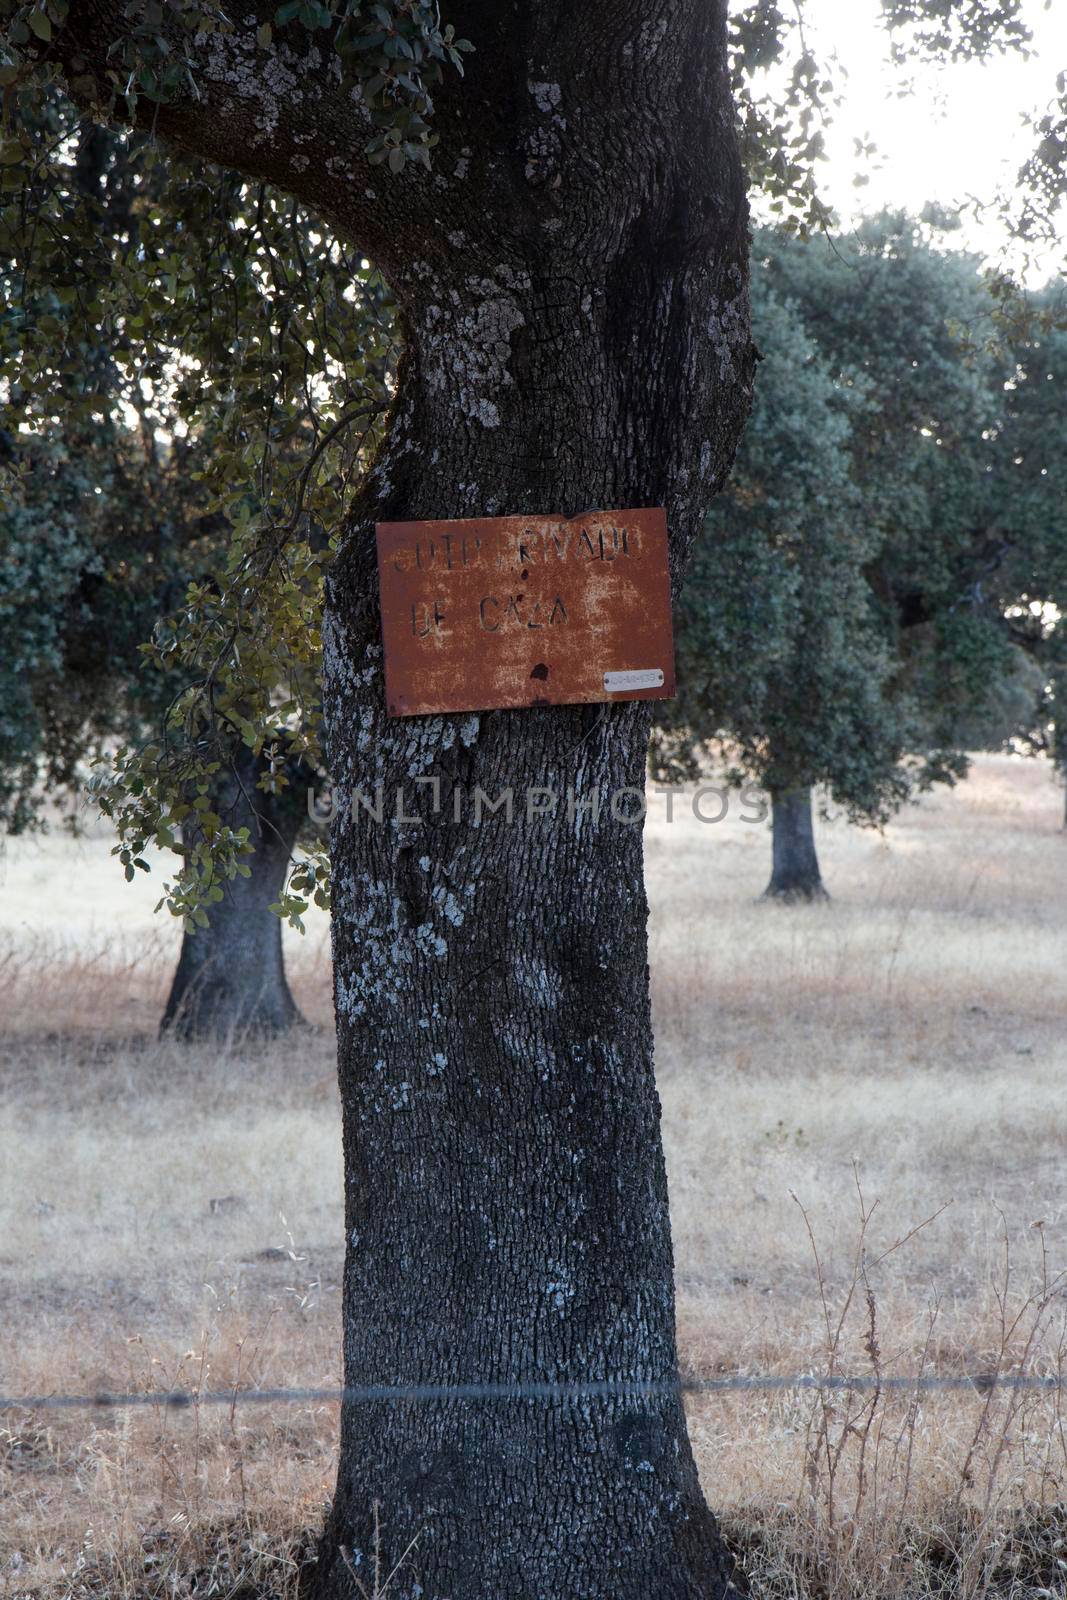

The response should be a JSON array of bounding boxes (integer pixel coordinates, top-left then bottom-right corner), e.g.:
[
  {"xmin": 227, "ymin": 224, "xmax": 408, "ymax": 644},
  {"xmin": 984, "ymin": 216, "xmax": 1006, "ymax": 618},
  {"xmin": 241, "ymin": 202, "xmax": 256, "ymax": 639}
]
[{"xmin": 775, "ymin": 0, "xmax": 1064, "ymax": 281}]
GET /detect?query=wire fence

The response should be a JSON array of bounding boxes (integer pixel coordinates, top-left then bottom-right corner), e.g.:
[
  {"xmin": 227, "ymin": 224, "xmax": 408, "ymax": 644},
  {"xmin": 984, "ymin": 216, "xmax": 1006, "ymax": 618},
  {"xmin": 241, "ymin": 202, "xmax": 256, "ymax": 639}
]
[{"xmin": 2, "ymin": 1371, "xmax": 1062, "ymax": 1412}]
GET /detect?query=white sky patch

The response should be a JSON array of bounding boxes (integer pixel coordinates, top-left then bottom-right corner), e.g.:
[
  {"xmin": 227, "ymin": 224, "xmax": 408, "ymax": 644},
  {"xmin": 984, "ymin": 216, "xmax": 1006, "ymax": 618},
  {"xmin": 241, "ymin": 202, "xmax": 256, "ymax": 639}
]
[{"xmin": 746, "ymin": 0, "xmax": 1064, "ymax": 284}]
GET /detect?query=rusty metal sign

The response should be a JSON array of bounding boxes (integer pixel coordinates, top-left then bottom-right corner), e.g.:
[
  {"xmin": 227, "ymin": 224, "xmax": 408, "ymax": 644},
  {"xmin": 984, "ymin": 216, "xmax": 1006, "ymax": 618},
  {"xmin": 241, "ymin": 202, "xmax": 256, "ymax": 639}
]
[{"xmin": 376, "ymin": 508, "xmax": 675, "ymax": 717}]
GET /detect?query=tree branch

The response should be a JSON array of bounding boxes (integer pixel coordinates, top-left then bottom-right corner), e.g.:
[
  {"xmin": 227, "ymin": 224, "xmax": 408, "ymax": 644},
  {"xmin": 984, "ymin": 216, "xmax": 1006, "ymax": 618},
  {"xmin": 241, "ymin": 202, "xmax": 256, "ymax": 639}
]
[{"xmin": 37, "ymin": 3, "xmax": 461, "ymax": 262}]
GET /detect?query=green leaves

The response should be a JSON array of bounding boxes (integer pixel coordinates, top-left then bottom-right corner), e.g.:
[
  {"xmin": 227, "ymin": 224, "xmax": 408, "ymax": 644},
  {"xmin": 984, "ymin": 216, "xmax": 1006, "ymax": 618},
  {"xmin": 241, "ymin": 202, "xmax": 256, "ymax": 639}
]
[
  {"xmin": 879, "ymin": 0, "xmax": 1031, "ymax": 64},
  {"xmin": 0, "ymin": 1, "xmax": 472, "ymax": 174},
  {"xmin": 657, "ymin": 264, "xmax": 904, "ymax": 815},
  {"xmin": 658, "ymin": 217, "xmax": 1056, "ymax": 822},
  {"xmin": 728, "ymin": 0, "xmax": 1039, "ymax": 238},
  {"xmin": 729, "ymin": 2, "xmax": 838, "ymax": 235},
  {"xmin": 0, "ymin": 99, "xmax": 396, "ymax": 921}
]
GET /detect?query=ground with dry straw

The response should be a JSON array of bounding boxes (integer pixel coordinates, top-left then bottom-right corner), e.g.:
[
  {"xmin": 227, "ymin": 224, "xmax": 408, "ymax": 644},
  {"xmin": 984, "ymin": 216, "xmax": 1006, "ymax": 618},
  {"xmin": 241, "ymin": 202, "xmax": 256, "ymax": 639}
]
[{"xmin": 1, "ymin": 754, "xmax": 1065, "ymax": 1598}]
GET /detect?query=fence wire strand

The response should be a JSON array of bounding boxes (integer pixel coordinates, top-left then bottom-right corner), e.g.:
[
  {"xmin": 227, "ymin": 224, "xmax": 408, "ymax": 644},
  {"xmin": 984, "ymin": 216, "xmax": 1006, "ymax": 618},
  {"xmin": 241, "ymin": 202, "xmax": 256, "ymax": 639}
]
[{"xmin": 1, "ymin": 1372, "xmax": 1061, "ymax": 1412}]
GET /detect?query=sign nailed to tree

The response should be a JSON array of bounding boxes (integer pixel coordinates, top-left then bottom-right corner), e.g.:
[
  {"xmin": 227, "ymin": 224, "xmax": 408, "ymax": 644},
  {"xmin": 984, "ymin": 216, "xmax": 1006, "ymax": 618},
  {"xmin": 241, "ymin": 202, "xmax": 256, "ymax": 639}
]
[{"xmin": 376, "ymin": 508, "xmax": 676, "ymax": 717}]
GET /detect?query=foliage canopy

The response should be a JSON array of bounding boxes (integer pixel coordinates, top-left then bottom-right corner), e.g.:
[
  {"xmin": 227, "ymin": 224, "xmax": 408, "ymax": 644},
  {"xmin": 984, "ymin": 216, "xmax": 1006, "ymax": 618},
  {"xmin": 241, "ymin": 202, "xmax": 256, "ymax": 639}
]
[{"xmin": 1, "ymin": 0, "xmax": 1063, "ymax": 920}]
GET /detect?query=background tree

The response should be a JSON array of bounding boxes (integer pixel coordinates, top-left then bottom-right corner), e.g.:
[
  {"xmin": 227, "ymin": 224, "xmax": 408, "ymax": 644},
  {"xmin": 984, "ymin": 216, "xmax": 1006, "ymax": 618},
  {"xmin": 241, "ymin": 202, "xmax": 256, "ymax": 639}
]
[
  {"xmin": 0, "ymin": 97, "xmax": 395, "ymax": 1036},
  {"xmin": 652, "ymin": 278, "xmax": 909, "ymax": 901},
  {"xmin": 0, "ymin": 401, "xmax": 329, "ymax": 1036},
  {"xmin": 839, "ymin": 227, "xmax": 1067, "ymax": 797},
  {"xmin": 0, "ymin": 422, "xmax": 334, "ymax": 1035},
  {"xmin": 657, "ymin": 216, "xmax": 1060, "ymax": 900},
  {"xmin": 0, "ymin": 114, "xmax": 174, "ymax": 834},
  {"xmin": 976, "ymin": 285, "xmax": 1067, "ymax": 817},
  {"xmin": 763, "ymin": 217, "xmax": 1041, "ymax": 861}
]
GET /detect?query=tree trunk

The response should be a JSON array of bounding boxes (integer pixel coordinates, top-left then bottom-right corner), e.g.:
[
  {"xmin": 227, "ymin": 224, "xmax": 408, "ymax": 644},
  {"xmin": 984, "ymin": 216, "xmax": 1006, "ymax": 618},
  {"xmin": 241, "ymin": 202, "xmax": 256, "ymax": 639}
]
[
  {"xmin": 160, "ymin": 747, "xmax": 305, "ymax": 1040},
  {"xmin": 48, "ymin": 5, "xmax": 754, "ymax": 1594},
  {"xmin": 312, "ymin": 22, "xmax": 752, "ymax": 1600},
  {"xmin": 763, "ymin": 785, "xmax": 828, "ymax": 902}
]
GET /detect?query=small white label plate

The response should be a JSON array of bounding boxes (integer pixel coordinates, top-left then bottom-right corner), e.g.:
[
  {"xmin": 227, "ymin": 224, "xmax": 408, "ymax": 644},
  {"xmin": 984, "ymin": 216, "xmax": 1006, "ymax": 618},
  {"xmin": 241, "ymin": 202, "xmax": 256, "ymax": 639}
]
[{"xmin": 604, "ymin": 668, "xmax": 665, "ymax": 693}]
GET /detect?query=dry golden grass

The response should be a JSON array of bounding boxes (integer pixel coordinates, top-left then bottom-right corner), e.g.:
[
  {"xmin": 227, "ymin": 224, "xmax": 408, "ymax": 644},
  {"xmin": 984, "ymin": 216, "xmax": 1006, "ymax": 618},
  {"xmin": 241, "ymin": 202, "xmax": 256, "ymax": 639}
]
[{"xmin": 1, "ymin": 755, "xmax": 1066, "ymax": 1597}]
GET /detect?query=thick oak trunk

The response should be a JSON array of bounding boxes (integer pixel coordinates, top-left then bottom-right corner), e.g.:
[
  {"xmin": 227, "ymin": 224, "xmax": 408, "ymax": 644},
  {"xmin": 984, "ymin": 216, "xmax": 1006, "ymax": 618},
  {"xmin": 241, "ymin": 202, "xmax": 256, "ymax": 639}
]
[
  {"xmin": 48, "ymin": 4, "xmax": 753, "ymax": 1593},
  {"xmin": 311, "ymin": 14, "xmax": 752, "ymax": 1597},
  {"xmin": 160, "ymin": 747, "xmax": 304, "ymax": 1040},
  {"xmin": 763, "ymin": 785, "xmax": 828, "ymax": 902}
]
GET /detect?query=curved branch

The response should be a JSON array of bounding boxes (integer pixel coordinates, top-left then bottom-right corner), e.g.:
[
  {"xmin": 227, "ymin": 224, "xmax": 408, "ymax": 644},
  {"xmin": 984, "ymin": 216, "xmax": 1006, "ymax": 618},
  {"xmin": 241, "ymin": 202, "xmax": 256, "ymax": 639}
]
[{"xmin": 32, "ymin": 3, "xmax": 461, "ymax": 259}]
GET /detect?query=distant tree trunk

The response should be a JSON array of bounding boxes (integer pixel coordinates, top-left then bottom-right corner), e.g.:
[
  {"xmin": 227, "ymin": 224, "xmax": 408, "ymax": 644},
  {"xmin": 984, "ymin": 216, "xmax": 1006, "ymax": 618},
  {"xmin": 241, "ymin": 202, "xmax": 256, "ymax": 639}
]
[
  {"xmin": 763, "ymin": 785, "xmax": 828, "ymax": 901},
  {"xmin": 160, "ymin": 747, "xmax": 305, "ymax": 1040}
]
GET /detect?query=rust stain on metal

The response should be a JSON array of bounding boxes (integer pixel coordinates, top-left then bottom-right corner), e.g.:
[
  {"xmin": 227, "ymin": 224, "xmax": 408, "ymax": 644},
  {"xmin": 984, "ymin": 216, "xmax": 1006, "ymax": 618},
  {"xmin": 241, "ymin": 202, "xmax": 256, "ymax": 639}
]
[{"xmin": 376, "ymin": 508, "xmax": 676, "ymax": 718}]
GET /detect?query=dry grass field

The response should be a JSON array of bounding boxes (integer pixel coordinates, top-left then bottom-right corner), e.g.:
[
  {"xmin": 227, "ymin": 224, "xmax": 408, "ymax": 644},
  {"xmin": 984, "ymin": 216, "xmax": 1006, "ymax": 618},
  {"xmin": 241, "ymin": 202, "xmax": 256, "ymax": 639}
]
[{"xmin": 2, "ymin": 753, "xmax": 1066, "ymax": 1598}]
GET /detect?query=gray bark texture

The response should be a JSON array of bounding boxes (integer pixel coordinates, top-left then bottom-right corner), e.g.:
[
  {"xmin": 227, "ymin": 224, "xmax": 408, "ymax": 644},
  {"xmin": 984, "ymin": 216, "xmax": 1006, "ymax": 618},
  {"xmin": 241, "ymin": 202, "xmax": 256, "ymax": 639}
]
[
  {"xmin": 764, "ymin": 785, "xmax": 828, "ymax": 902},
  {"xmin": 52, "ymin": 5, "xmax": 754, "ymax": 1594},
  {"xmin": 160, "ymin": 746, "xmax": 305, "ymax": 1040}
]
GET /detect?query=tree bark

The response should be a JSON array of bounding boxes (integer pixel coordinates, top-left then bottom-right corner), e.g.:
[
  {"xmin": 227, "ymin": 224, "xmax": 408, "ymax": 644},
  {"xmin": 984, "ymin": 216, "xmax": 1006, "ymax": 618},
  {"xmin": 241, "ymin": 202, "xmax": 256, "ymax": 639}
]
[
  {"xmin": 314, "ymin": 19, "xmax": 752, "ymax": 1598},
  {"xmin": 763, "ymin": 785, "xmax": 828, "ymax": 902},
  {"xmin": 160, "ymin": 746, "xmax": 305, "ymax": 1040},
  {"xmin": 47, "ymin": 5, "xmax": 754, "ymax": 1594}
]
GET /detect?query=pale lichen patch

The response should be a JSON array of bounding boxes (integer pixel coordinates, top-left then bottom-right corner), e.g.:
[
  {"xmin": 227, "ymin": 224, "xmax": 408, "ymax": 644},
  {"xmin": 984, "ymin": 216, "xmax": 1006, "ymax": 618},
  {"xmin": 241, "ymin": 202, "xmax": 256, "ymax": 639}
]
[
  {"xmin": 420, "ymin": 279, "xmax": 524, "ymax": 430},
  {"xmin": 528, "ymin": 80, "xmax": 562, "ymax": 114}
]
